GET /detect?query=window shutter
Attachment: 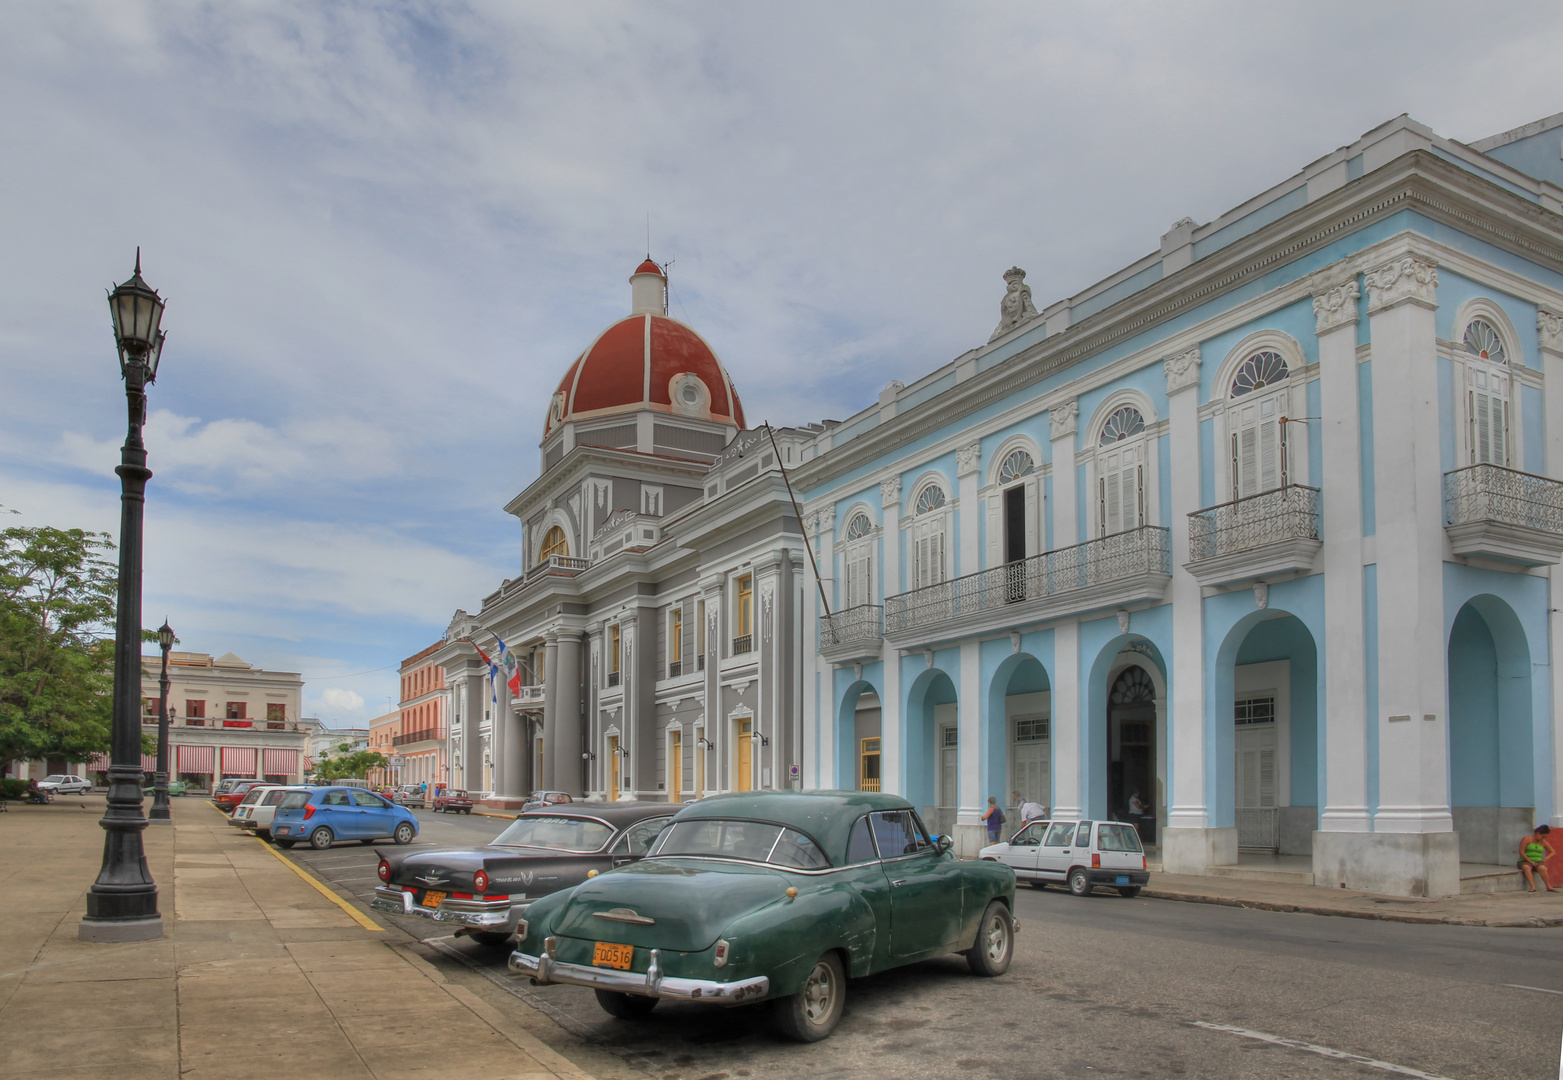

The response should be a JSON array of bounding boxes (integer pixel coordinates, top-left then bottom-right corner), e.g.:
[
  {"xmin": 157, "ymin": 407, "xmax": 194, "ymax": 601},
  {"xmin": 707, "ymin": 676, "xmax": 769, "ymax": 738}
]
[
  {"xmin": 1024, "ymin": 478, "xmax": 1039, "ymax": 556},
  {"xmin": 986, "ymin": 496, "xmax": 1002, "ymax": 570},
  {"xmin": 1104, "ymin": 463, "xmax": 1121, "ymax": 535},
  {"xmin": 1259, "ymin": 748, "xmax": 1276, "ymax": 808}
]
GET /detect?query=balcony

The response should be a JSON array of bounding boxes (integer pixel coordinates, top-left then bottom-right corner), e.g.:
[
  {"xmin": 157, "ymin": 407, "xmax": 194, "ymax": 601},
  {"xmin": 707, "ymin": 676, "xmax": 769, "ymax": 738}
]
[
  {"xmin": 607, "ymin": 670, "xmax": 621, "ymax": 687},
  {"xmin": 883, "ymin": 526, "xmax": 1171, "ymax": 643},
  {"xmin": 1444, "ymin": 464, "xmax": 1563, "ymax": 567},
  {"xmin": 1186, "ymin": 485, "xmax": 1322, "ymax": 587},
  {"xmin": 514, "ymin": 684, "xmax": 545, "ymax": 709},
  {"xmin": 731, "ymin": 634, "xmax": 754, "ymax": 656},
  {"xmin": 819, "ymin": 604, "xmax": 884, "ymax": 665},
  {"xmin": 668, "ymin": 661, "xmax": 682, "ymax": 678},
  {"xmin": 392, "ymin": 729, "xmax": 442, "ymax": 747}
]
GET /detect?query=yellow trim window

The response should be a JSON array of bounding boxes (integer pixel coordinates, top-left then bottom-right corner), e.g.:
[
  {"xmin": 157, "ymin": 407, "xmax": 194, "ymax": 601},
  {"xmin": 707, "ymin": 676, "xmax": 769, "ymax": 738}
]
[
  {"xmin": 610, "ymin": 624, "xmax": 622, "ymax": 678},
  {"xmin": 696, "ymin": 599, "xmax": 706, "ymax": 662},
  {"xmin": 737, "ymin": 575, "xmax": 753, "ymax": 638},
  {"xmin": 539, "ymin": 525, "xmax": 569, "ymax": 560}
]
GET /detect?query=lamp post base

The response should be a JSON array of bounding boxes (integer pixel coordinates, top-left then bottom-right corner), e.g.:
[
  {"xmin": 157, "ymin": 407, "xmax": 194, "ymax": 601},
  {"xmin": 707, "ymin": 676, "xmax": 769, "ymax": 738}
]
[{"xmin": 78, "ymin": 914, "xmax": 164, "ymax": 942}]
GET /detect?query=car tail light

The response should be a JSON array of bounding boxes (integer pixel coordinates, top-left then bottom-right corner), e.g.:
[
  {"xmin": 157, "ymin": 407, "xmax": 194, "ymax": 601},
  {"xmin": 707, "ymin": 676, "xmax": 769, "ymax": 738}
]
[
  {"xmin": 473, "ymin": 870, "xmax": 489, "ymax": 894},
  {"xmin": 303, "ymin": 804, "xmax": 316, "ymax": 820},
  {"xmin": 713, "ymin": 939, "xmax": 729, "ymax": 968},
  {"xmin": 516, "ymin": 919, "xmax": 528, "ymax": 941},
  {"xmin": 1091, "ymin": 853, "xmax": 1101, "ymax": 869},
  {"xmin": 1142, "ymin": 854, "xmax": 1147, "ymax": 870},
  {"xmin": 378, "ymin": 860, "xmax": 390, "ymax": 882}
]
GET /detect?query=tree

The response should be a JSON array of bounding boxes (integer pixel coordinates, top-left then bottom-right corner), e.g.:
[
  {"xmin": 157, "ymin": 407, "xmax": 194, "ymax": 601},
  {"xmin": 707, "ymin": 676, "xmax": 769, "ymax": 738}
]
[
  {"xmin": 313, "ymin": 749, "xmax": 387, "ymax": 781},
  {"xmin": 0, "ymin": 525, "xmax": 151, "ymax": 768}
]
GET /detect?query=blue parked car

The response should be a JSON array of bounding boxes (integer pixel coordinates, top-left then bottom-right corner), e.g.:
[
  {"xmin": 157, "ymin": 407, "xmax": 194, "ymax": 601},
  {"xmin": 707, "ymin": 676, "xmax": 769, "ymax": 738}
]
[{"xmin": 271, "ymin": 787, "xmax": 419, "ymax": 850}]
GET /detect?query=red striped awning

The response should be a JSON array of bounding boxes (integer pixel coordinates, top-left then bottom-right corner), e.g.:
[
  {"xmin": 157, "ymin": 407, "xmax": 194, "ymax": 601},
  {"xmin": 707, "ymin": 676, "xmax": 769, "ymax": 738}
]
[
  {"xmin": 141, "ymin": 753, "xmax": 158, "ymax": 772},
  {"xmin": 87, "ymin": 753, "xmax": 109, "ymax": 770},
  {"xmin": 262, "ymin": 748, "xmax": 298, "ymax": 776},
  {"xmin": 177, "ymin": 744, "xmax": 215, "ymax": 773},
  {"xmin": 220, "ymin": 746, "xmax": 257, "ymax": 776}
]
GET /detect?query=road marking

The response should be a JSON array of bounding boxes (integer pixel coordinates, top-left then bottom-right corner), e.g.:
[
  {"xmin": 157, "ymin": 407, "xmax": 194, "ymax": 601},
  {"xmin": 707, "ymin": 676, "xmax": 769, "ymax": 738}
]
[
  {"xmin": 1506, "ymin": 983, "xmax": 1563, "ymax": 996},
  {"xmin": 253, "ymin": 837, "xmax": 384, "ymax": 931},
  {"xmin": 1193, "ymin": 1022, "xmax": 1454, "ymax": 1080}
]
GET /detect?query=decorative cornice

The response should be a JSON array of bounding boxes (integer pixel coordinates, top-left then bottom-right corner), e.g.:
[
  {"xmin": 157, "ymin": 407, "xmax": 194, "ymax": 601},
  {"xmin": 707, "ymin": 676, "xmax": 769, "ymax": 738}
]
[
  {"xmin": 1163, "ymin": 346, "xmax": 1201, "ymax": 395},
  {"xmin": 1539, "ymin": 308, "xmax": 1563, "ymax": 356},
  {"xmin": 956, "ymin": 442, "xmax": 981, "ymax": 477},
  {"xmin": 880, "ymin": 476, "xmax": 902, "ymax": 508},
  {"xmin": 1049, "ymin": 400, "xmax": 1078, "ymax": 441},
  {"xmin": 1363, "ymin": 254, "xmax": 1438, "ymax": 314},
  {"xmin": 1310, "ymin": 276, "xmax": 1361, "ymax": 335}
]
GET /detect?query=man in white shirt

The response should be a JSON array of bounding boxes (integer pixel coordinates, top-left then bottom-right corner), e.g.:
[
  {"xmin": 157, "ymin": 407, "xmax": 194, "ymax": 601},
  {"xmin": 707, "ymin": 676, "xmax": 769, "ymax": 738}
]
[{"xmin": 1015, "ymin": 791, "xmax": 1047, "ymax": 824}]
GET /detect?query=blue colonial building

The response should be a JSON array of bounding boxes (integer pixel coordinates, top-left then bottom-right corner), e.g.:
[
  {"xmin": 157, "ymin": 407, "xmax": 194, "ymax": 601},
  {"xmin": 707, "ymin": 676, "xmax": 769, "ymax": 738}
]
[{"xmin": 793, "ymin": 110, "xmax": 1563, "ymax": 896}]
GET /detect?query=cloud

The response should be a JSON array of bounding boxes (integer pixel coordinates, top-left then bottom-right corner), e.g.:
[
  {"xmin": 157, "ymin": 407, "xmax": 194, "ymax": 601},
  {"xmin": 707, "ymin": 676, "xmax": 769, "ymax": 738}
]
[{"xmin": 317, "ymin": 688, "xmax": 366, "ymax": 714}]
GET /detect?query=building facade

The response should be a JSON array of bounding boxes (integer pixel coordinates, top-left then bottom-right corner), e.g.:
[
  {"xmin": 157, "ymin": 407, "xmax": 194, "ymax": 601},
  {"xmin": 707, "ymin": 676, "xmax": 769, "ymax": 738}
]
[
  {"xmin": 396, "ymin": 643, "xmax": 448, "ymax": 789},
  {"xmin": 367, "ymin": 708, "xmax": 401, "ymax": 786},
  {"xmin": 798, "ymin": 111, "xmax": 1563, "ymax": 897},
  {"xmin": 135, "ymin": 651, "xmax": 306, "ymax": 790},
  {"xmin": 435, "ymin": 260, "xmax": 815, "ymax": 808}
]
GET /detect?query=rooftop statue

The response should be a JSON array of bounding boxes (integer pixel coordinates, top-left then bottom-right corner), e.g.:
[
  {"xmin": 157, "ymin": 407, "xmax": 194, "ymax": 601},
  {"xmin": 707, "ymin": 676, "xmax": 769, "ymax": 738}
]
[{"xmin": 990, "ymin": 266, "xmax": 1039, "ymax": 342}]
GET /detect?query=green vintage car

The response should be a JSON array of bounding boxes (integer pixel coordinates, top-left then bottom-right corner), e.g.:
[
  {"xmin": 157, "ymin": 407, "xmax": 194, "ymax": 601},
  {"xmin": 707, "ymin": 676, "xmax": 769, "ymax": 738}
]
[{"xmin": 508, "ymin": 790, "xmax": 1017, "ymax": 1041}]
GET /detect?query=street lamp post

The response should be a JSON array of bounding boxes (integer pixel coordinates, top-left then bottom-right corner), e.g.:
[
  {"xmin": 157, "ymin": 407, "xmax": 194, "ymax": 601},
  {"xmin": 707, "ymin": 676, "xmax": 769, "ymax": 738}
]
[
  {"xmin": 149, "ymin": 621, "xmax": 175, "ymax": 821},
  {"xmin": 80, "ymin": 251, "xmax": 168, "ymax": 943}
]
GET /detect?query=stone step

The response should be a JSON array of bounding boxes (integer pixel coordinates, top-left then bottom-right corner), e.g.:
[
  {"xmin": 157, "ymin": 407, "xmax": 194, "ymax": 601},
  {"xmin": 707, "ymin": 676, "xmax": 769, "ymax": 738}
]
[
  {"xmin": 1460, "ymin": 865, "xmax": 1529, "ymax": 894},
  {"xmin": 1203, "ymin": 864, "xmax": 1316, "ymax": 886}
]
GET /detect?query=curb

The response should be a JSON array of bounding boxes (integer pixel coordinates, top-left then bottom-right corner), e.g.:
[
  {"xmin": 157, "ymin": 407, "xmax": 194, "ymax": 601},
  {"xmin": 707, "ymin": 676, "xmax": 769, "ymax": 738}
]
[{"xmin": 1141, "ymin": 887, "xmax": 1563, "ymax": 928}]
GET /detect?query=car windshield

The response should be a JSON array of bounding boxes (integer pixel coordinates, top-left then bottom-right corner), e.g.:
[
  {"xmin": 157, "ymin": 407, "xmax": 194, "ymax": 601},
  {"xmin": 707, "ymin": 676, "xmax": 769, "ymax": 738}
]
[
  {"xmin": 649, "ymin": 819, "xmax": 831, "ymax": 869},
  {"xmin": 1098, "ymin": 823, "xmax": 1144, "ymax": 853},
  {"xmin": 492, "ymin": 815, "xmax": 613, "ymax": 852},
  {"xmin": 277, "ymin": 791, "xmax": 312, "ymax": 810},
  {"xmin": 42, "ymin": 775, "xmax": 66, "ymax": 783}
]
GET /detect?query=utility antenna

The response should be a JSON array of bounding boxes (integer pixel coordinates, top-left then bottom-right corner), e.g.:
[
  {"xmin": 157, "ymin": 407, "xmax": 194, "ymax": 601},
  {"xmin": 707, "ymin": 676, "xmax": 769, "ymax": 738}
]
[{"xmin": 646, "ymin": 213, "xmax": 651, "ymax": 258}]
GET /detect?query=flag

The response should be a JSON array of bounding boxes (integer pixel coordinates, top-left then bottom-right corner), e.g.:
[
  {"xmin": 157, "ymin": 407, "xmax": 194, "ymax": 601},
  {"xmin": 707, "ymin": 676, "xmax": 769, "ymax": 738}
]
[
  {"xmin": 472, "ymin": 642, "xmax": 500, "ymax": 703},
  {"xmin": 493, "ymin": 633, "xmax": 523, "ymax": 697}
]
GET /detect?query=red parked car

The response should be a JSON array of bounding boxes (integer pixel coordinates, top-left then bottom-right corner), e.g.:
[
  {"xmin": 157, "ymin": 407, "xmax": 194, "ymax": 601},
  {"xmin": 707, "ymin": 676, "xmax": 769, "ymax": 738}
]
[
  {"xmin": 214, "ymin": 780, "xmax": 263, "ymax": 812},
  {"xmin": 432, "ymin": 789, "xmax": 474, "ymax": 814}
]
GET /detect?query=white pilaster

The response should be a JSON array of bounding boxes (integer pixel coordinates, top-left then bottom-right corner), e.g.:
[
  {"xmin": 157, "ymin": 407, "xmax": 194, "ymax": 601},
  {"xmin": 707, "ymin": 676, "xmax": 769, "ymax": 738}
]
[
  {"xmin": 954, "ymin": 639, "xmax": 984, "ymax": 855},
  {"xmin": 957, "ymin": 443, "xmax": 981, "ymax": 575},
  {"xmin": 1540, "ymin": 308, "xmax": 1563, "ymax": 827},
  {"xmin": 1164, "ymin": 347, "xmax": 1208, "ymax": 835},
  {"xmin": 1049, "ymin": 402, "xmax": 1079, "ymax": 547},
  {"xmin": 1313, "ymin": 271, "xmax": 1371, "ymax": 833},
  {"xmin": 879, "ymin": 478, "xmax": 903, "ymax": 795},
  {"xmin": 1051, "ymin": 621, "xmax": 1081, "ymax": 819}
]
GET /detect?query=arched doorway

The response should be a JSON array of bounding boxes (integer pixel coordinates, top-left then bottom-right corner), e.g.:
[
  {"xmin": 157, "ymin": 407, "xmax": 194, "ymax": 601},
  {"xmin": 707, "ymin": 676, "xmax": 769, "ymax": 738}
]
[
  {"xmin": 835, "ymin": 680, "xmax": 881, "ymax": 791},
  {"xmin": 1107, "ymin": 665, "xmax": 1157, "ymax": 841},
  {"xmin": 1448, "ymin": 596, "xmax": 1533, "ymax": 865},
  {"xmin": 905, "ymin": 668, "xmax": 958, "ymax": 839},
  {"xmin": 987, "ymin": 654, "xmax": 1051, "ymax": 818}
]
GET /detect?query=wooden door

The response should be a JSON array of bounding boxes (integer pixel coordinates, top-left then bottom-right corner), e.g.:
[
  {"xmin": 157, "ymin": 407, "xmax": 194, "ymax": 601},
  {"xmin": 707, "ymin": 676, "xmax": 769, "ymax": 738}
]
[
  {"xmin": 608, "ymin": 736, "xmax": 620, "ymax": 803},
  {"xmin": 736, "ymin": 720, "xmax": 753, "ymax": 792},
  {"xmin": 669, "ymin": 729, "xmax": 682, "ymax": 803}
]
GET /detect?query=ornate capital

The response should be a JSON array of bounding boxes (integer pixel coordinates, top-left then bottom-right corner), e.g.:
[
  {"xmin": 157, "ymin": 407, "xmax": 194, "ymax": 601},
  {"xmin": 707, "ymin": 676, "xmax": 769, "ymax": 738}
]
[
  {"xmin": 816, "ymin": 506, "xmax": 834, "ymax": 534},
  {"xmin": 1538, "ymin": 308, "xmax": 1563, "ymax": 356},
  {"xmin": 1363, "ymin": 255, "xmax": 1437, "ymax": 314},
  {"xmin": 1311, "ymin": 277, "xmax": 1361, "ymax": 335},
  {"xmin": 956, "ymin": 442, "xmax": 981, "ymax": 477},
  {"xmin": 1049, "ymin": 400, "xmax": 1078, "ymax": 441},
  {"xmin": 880, "ymin": 476, "xmax": 902, "ymax": 508},
  {"xmin": 1163, "ymin": 346, "xmax": 1201, "ymax": 395}
]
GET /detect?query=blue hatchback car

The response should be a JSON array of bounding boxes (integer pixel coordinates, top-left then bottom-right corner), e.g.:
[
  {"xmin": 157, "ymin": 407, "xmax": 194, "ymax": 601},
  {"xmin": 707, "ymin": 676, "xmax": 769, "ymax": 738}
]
[{"xmin": 271, "ymin": 787, "xmax": 419, "ymax": 850}]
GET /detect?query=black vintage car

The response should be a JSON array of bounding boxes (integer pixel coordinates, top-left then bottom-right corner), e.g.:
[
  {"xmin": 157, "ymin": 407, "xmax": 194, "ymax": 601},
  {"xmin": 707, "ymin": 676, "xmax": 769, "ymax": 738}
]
[{"xmin": 371, "ymin": 803, "xmax": 675, "ymax": 947}]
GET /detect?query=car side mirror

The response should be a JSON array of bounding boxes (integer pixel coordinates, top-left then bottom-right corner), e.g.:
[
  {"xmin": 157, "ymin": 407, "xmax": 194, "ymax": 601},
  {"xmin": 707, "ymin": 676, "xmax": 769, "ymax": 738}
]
[{"xmin": 934, "ymin": 834, "xmax": 954, "ymax": 856}]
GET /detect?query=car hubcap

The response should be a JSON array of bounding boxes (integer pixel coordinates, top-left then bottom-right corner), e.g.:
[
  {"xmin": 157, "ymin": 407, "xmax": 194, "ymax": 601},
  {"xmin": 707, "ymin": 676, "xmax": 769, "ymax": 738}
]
[
  {"xmin": 985, "ymin": 914, "xmax": 1009, "ymax": 963},
  {"xmin": 803, "ymin": 962, "xmax": 834, "ymax": 1025}
]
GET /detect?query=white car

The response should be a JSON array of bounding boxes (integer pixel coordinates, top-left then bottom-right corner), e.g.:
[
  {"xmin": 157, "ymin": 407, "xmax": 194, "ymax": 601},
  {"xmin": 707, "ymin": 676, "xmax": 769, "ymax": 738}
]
[
  {"xmin": 230, "ymin": 785, "xmax": 311, "ymax": 839},
  {"xmin": 36, "ymin": 774, "xmax": 93, "ymax": 795},
  {"xmin": 979, "ymin": 818, "xmax": 1150, "ymax": 897}
]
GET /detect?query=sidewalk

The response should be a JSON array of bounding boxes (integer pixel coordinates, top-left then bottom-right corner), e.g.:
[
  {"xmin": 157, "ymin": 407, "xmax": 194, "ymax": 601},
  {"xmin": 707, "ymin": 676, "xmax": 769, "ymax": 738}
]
[
  {"xmin": 1145, "ymin": 871, "xmax": 1563, "ymax": 927},
  {"xmin": 0, "ymin": 796, "xmax": 598, "ymax": 1080}
]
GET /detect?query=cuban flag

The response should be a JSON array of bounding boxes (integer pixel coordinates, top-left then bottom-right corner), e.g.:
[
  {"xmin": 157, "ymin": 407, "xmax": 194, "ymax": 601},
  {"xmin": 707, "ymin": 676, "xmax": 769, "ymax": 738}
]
[
  {"xmin": 492, "ymin": 633, "xmax": 523, "ymax": 698},
  {"xmin": 472, "ymin": 641, "xmax": 500, "ymax": 704}
]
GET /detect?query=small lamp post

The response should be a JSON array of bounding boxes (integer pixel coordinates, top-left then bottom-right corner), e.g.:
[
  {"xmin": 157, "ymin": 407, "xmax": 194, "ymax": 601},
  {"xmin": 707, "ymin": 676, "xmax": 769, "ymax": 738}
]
[
  {"xmin": 149, "ymin": 621, "xmax": 175, "ymax": 821},
  {"xmin": 81, "ymin": 251, "xmax": 167, "ymax": 942}
]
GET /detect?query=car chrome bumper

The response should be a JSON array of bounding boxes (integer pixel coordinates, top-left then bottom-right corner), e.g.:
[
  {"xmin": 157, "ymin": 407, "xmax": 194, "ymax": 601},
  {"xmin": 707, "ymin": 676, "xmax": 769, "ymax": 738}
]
[
  {"xmin": 508, "ymin": 948, "xmax": 769, "ymax": 1006},
  {"xmin": 370, "ymin": 887, "xmax": 523, "ymax": 928}
]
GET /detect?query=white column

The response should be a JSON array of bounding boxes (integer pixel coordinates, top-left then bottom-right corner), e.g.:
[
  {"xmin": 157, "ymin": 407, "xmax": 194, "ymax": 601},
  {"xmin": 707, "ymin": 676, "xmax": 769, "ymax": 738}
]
[
  {"xmin": 1162, "ymin": 348, "xmax": 1213, "ymax": 869},
  {"xmin": 957, "ymin": 443, "xmax": 981, "ymax": 574},
  {"xmin": 800, "ymin": 514, "xmax": 821, "ymax": 789},
  {"xmin": 1051, "ymin": 621, "xmax": 1081, "ymax": 820},
  {"xmin": 1539, "ymin": 308, "xmax": 1563, "ymax": 827},
  {"xmin": 1313, "ymin": 271, "xmax": 1371, "ymax": 833},
  {"xmin": 1050, "ymin": 401, "xmax": 1079, "ymax": 548},
  {"xmin": 954, "ymin": 640, "xmax": 984, "ymax": 855},
  {"xmin": 879, "ymin": 478, "xmax": 903, "ymax": 795}
]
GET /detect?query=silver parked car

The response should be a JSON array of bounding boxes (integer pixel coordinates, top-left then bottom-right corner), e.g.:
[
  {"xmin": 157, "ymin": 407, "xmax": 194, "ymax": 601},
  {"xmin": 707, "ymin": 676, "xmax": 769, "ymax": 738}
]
[{"xmin": 37, "ymin": 774, "xmax": 93, "ymax": 795}]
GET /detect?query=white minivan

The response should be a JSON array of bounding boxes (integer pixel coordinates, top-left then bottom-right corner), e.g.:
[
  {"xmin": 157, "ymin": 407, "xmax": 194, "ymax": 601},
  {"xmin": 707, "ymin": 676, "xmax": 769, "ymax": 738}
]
[{"xmin": 980, "ymin": 818, "xmax": 1149, "ymax": 897}]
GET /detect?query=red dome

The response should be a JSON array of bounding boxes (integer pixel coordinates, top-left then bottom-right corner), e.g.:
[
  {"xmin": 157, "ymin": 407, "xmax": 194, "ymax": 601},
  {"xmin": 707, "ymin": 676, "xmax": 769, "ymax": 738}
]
[
  {"xmin": 545, "ymin": 313, "xmax": 746, "ymax": 435},
  {"xmin": 634, "ymin": 258, "xmax": 664, "ymax": 276}
]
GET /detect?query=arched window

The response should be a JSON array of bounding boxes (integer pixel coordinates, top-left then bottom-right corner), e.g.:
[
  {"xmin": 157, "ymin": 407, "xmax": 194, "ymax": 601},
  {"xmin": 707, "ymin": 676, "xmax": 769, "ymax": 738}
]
[
  {"xmin": 912, "ymin": 483, "xmax": 948, "ymax": 589},
  {"xmin": 1228, "ymin": 351, "xmax": 1290, "ymax": 498},
  {"xmin": 1097, "ymin": 406, "xmax": 1146, "ymax": 536},
  {"xmin": 539, "ymin": 525, "xmax": 569, "ymax": 561},
  {"xmin": 1463, "ymin": 318, "xmax": 1510, "ymax": 466},
  {"xmin": 843, "ymin": 513, "xmax": 874, "ymax": 608},
  {"xmin": 998, "ymin": 450, "xmax": 1034, "ymax": 484}
]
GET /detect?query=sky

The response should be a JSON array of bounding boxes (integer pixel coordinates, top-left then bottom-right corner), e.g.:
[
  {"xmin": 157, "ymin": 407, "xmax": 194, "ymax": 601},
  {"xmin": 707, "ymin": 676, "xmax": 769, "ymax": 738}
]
[{"xmin": 2, "ymin": 1, "xmax": 1560, "ymax": 727}]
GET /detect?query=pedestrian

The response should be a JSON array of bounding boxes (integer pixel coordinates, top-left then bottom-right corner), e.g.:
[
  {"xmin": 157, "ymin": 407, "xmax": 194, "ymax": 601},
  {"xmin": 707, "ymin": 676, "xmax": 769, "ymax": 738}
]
[
  {"xmin": 1129, "ymin": 790, "xmax": 1147, "ymax": 818},
  {"xmin": 1518, "ymin": 824, "xmax": 1555, "ymax": 893},
  {"xmin": 1015, "ymin": 791, "xmax": 1046, "ymax": 824},
  {"xmin": 983, "ymin": 796, "xmax": 1006, "ymax": 843}
]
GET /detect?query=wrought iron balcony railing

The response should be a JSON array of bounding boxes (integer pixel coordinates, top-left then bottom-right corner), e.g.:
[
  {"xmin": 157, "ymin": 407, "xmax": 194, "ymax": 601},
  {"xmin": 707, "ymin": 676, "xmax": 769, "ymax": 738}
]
[
  {"xmin": 1188, "ymin": 485, "xmax": 1321, "ymax": 563},
  {"xmin": 1444, "ymin": 463, "xmax": 1563, "ymax": 534},
  {"xmin": 732, "ymin": 634, "xmax": 754, "ymax": 656},
  {"xmin": 884, "ymin": 526, "xmax": 1171, "ymax": 635},
  {"xmin": 820, "ymin": 604, "xmax": 883, "ymax": 649},
  {"xmin": 607, "ymin": 670, "xmax": 621, "ymax": 687},
  {"xmin": 668, "ymin": 661, "xmax": 682, "ymax": 678},
  {"xmin": 393, "ymin": 729, "xmax": 441, "ymax": 746}
]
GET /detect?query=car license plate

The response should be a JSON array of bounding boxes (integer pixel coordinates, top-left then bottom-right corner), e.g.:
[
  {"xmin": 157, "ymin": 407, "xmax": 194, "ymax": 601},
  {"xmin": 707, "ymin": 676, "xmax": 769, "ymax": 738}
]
[
  {"xmin": 275, "ymin": 826, "xmax": 288, "ymax": 834},
  {"xmin": 593, "ymin": 941, "xmax": 633, "ymax": 970},
  {"xmin": 1115, "ymin": 875, "xmax": 1130, "ymax": 885},
  {"xmin": 421, "ymin": 890, "xmax": 446, "ymax": 908}
]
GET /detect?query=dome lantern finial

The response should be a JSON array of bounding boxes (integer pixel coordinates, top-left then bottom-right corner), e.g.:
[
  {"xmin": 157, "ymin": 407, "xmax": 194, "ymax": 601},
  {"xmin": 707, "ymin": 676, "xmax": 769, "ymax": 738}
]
[{"xmin": 630, "ymin": 257, "xmax": 666, "ymax": 315}]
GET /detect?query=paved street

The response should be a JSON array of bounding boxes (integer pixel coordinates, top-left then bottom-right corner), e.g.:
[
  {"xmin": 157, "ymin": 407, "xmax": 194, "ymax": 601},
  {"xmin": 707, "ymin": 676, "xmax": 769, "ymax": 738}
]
[{"xmin": 289, "ymin": 808, "xmax": 1563, "ymax": 1080}]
